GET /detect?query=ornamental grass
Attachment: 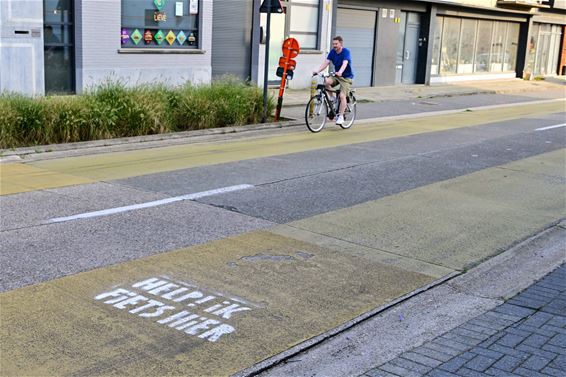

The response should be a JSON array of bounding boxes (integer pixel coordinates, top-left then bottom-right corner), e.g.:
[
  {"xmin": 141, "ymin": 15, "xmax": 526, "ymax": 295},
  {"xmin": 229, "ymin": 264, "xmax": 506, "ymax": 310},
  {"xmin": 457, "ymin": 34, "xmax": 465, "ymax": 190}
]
[{"xmin": 0, "ymin": 78, "xmax": 274, "ymax": 149}]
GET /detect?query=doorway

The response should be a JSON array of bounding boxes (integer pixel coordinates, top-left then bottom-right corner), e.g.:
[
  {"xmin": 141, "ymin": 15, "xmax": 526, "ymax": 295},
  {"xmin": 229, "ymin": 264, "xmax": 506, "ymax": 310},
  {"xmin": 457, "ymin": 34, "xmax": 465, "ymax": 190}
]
[
  {"xmin": 396, "ymin": 12, "xmax": 421, "ymax": 85},
  {"xmin": 44, "ymin": 0, "xmax": 75, "ymax": 93}
]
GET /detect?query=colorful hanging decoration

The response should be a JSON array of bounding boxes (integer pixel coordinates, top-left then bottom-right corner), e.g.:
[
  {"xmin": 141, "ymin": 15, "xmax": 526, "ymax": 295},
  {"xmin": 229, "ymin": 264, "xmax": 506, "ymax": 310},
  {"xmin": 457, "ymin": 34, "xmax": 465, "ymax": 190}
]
[
  {"xmin": 130, "ymin": 29, "xmax": 142, "ymax": 45},
  {"xmin": 165, "ymin": 30, "xmax": 176, "ymax": 45},
  {"xmin": 176, "ymin": 31, "xmax": 187, "ymax": 45},
  {"xmin": 144, "ymin": 29, "xmax": 154, "ymax": 44},
  {"xmin": 154, "ymin": 0, "xmax": 167, "ymax": 11},
  {"xmin": 121, "ymin": 28, "xmax": 130, "ymax": 45},
  {"xmin": 154, "ymin": 30, "xmax": 165, "ymax": 45}
]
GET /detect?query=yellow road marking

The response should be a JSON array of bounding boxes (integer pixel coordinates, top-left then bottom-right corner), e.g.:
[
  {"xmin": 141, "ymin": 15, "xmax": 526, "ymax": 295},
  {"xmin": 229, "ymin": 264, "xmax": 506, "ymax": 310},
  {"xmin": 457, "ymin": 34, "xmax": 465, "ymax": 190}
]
[{"xmin": 1, "ymin": 100, "xmax": 563, "ymax": 196}]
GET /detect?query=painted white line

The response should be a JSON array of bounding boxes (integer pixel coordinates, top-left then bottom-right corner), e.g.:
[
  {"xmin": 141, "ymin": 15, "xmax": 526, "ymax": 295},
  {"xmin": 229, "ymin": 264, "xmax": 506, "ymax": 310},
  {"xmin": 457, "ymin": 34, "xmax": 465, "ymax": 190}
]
[
  {"xmin": 535, "ymin": 123, "xmax": 566, "ymax": 131},
  {"xmin": 48, "ymin": 184, "xmax": 254, "ymax": 224}
]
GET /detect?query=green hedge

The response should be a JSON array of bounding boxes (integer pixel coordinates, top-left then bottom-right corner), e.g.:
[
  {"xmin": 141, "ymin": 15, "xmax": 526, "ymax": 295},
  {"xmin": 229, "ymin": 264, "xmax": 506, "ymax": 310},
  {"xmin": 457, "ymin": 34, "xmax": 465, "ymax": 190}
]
[{"xmin": 0, "ymin": 78, "xmax": 274, "ymax": 149}]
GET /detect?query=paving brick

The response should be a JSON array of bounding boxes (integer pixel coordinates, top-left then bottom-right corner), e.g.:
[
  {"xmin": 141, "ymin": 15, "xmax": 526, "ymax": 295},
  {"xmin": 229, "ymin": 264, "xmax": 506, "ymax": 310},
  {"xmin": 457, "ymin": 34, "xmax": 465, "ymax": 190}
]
[
  {"xmin": 435, "ymin": 338, "xmax": 473, "ymax": 352},
  {"xmin": 413, "ymin": 346, "xmax": 455, "ymax": 362},
  {"xmin": 461, "ymin": 323, "xmax": 498, "ymax": 336},
  {"xmin": 364, "ymin": 368, "xmax": 401, "ymax": 377},
  {"xmin": 492, "ymin": 355, "xmax": 523, "ymax": 372},
  {"xmin": 545, "ymin": 316, "xmax": 566, "ymax": 329},
  {"xmin": 497, "ymin": 333, "xmax": 527, "ymax": 348},
  {"xmin": 542, "ymin": 343, "xmax": 566, "ymax": 355},
  {"xmin": 548, "ymin": 333, "xmax": 566, "ymax": 348},
  {"xmin": 390, "ymin": 357, "xmax": 432, "ymax": 375},
  {"xmin": 484, "ymin": 310, "xmax": 522, "ymax": 324},
  {"xmin": 506, "ymin": 327, "xmax": 534, "ymax": 338},
  {"xmin": 426, "ymin": 369, "xmax": 459, "ymax": 377},
  {"xmin": 478, "ymin": 332, "xmax": 507, "ymax": 348},
  {"xmin": 442, "ymin": 332, "xmax": 483, "ymax": 346},
  {"xmin": 468, "ymin": 317, "xmax": 509, "ymax": 332},
  {"xmin": 380, "ymin": 362, "xmax": 421, "ymax": 377},
  {"xmin": 488, "ymin": 344, "xmax": 530, "ymax": 360},
  {"xmin": 516, "ymin": 344, "xmax": 558, "ymax": 359},
  {"xmin": 541, "ymin": 366, "xmax": 566, "ymax": 377},
  {"xmin": 514, "ymin": 323, "xmax": 557, "ymax": 338},
  {"xmin": 452, "ymin": 327, "xmax": 490, "ymax": 341},
  {"xmin": 464, "ymin": 354, "xmax": 499, "ymax": 372},
  {"xmin": 513, "ymin": 367, "xmax": 548, "ymax": 377},
  {"xmin": 521, "ymin": 333, "xmax": 551, "ymax": 348},
  {"xmin": 494, "ymin": 304, "xmax": 535, "ymax": 320},
  {"xmin": 426, "ymin": 342, "xmax": 464, "ymax": 357},
  {"xmin": 487, "ymin": 367, "xmax": 521, "ymax": 376},
  {"xmin": 548, "ymin": 354, "xmax": 566, "ymax": 370},
  {"xmin": 524, "ymin": 287, "xmax": 559, "ymax": 299},
  {"xmin": 541, "ymin": 324, "xmax": 566, "ymax": 335},
  {"xmin": 454, "ymin": 367, "xmax": 488, "ymax": 377},
  {"xmin": 401, "ymin": 352, "xmax": 444, "ymax": 368},
  {"xmin": 542, "ymin": 301, "xmax": 566, "ymax": 316},
  {"xmin": 520, "ymin": 355, "xmax": 553, "ymax": 371},
  {"xmin": 523, "ymin": 312, "xmax": 553, "ymax": 327},
  {"xmin": 438, "ymin": 356, "xmax": 470, "ymax": 373},
  {"xmin": 469, "ymin": 346, "xmax": 503, "ymax": 360}
]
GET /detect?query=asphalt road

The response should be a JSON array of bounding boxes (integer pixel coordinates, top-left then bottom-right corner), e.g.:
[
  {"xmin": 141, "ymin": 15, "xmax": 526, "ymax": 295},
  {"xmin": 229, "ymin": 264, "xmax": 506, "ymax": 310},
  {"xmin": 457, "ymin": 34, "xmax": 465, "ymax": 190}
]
[{"xmin": 0, "ymin": 94, "xmax": 564, "ymax": 376}]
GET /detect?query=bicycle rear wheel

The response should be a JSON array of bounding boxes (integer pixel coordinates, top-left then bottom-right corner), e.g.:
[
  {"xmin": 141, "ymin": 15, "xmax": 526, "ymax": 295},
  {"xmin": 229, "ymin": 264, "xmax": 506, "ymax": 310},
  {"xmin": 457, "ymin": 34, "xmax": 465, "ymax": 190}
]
[
  {"xmin": 339, "ymin": 95, "xmax": 357, "ymax": 129},
  {"xmin": 305, "ymin": 95, "xmax": 328, "ymax": 133}
]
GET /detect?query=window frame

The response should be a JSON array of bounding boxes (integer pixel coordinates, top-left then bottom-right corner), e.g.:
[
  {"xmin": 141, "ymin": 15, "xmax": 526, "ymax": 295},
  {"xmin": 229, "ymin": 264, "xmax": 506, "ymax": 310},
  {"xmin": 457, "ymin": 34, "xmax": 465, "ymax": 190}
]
[{"xmin": 282, "ymin": 0, "xmax": 322, "ymax": 51}]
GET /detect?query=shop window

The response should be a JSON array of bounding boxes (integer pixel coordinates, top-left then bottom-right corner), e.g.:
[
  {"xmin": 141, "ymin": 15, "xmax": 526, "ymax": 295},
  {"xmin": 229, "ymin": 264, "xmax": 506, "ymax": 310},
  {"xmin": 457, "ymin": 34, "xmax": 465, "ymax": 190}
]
[
  {"xmin": 504, "ymin": 23, "xmax": 520, "ymax": 72},
  {"xmin": 121, "ymin": 0, "xmax": 200, "ymax": 49},
  {"xmin": 440, "ymin": 17, "xmax": 460, "ymax": 74},
  {"xmin": 430, "ymin": 17, "xmax": 443, "ymax": 75},
  {"xmin": 457, "ymin": 19, "xmax": 477, "ymax": 74},
  {"xmin": 474, "ymin": 20, "xmax": 493, "ymax": 73},
  {"xmin": 490, "ymin": 22, "xmax": 505, "ymax": 72}
]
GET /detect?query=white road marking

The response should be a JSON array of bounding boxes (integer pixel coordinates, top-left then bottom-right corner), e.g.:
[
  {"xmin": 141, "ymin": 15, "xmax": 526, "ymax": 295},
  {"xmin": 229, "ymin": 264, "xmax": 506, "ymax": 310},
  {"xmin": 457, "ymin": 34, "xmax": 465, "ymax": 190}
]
[
  {"xmin": 48, "ymin": 184, "xmax": 254, "ymax": 224},
  {"xmin": 535, "ymin": 123, "xmax": 566, "ymax": 131}
]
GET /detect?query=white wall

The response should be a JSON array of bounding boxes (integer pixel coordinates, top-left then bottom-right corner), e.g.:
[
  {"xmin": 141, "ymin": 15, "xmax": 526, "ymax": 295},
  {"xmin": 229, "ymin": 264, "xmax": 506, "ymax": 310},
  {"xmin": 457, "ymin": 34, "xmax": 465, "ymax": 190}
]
[
  {"xmin": 0, "ymin": 0, "xmax": 44, "ymax": 95},
  {"xmin": 77, "ymin": 0, "xmax": 212, "ymax": 92}
]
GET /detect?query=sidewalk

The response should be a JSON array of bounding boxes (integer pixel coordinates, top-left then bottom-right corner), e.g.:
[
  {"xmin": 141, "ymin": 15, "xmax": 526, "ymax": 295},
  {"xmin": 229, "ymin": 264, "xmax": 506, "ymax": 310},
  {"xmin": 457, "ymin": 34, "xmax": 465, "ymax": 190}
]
[
  {"xmin": 273, "ymin": 77, "xmax": 565, "ymax": 107},
  {"xmin": 364, "ymin": 265, "xmax": 566, "ymax": 377}
]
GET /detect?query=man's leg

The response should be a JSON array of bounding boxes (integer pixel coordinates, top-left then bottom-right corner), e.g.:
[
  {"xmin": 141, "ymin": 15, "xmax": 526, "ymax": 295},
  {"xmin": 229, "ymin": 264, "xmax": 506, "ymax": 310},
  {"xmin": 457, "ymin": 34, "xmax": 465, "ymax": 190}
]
[{"xmin": 325, "ymin": 78, "xmax": 337, "ymax": 102}]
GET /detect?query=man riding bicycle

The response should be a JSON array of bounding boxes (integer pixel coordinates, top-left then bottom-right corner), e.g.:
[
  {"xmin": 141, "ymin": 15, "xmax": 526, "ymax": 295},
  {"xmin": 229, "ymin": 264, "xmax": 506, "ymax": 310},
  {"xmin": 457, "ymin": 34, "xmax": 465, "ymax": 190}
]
[{"xmin": 313, "ymin": 36, "xmax": 355, "ymax": 126}]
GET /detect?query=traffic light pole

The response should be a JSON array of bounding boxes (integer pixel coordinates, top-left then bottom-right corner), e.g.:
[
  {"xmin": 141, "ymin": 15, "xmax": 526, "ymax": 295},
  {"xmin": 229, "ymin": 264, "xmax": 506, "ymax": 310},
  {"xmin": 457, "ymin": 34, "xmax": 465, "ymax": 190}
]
[{"xmin": 261, "ymin": 3, "xmax": 272, "ymax": 123}]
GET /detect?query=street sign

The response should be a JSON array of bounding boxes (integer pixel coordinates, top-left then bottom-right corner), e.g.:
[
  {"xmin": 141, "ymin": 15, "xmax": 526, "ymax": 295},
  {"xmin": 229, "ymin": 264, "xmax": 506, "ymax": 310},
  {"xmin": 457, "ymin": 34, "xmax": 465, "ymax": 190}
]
[
  {"xmin": 274, "ymin": 38, "xmax": 300, "ymax": 121},
  {"xmin": 259, "ymin": 0, "xmax": 283, "ymax": 13},
  {"xmin": 282, "ymin": 38, "xmax": 300, "ymax": 58}
]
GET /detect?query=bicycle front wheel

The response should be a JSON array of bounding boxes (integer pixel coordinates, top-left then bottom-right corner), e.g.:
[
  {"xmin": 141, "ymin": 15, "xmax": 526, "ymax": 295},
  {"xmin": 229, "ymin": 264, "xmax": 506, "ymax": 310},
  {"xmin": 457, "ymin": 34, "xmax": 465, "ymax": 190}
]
[
  {"xmin": 305, "ymin": 95, "xmax": 328, "ymax": 133},
  {"xmin": 340, "ymin": 96, "xmax": 357, "ymax": 129}
]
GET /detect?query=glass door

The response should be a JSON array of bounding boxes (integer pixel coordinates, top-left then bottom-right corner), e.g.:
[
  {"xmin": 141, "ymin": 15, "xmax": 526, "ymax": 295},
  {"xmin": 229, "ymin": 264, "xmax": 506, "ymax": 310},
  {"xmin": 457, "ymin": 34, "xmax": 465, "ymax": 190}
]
[
  {"xmin": 44, "ymin": 0, "xmax": 75, "ymax": 94},
  {"xmin": 261, "ymin": 12, "xmax": 287, "ymax": 83}
]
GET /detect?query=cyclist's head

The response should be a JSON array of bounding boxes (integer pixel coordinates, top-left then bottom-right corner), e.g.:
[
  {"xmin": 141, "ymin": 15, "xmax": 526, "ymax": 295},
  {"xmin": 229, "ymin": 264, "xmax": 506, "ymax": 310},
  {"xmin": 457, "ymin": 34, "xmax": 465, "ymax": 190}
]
[{"xmin": 332, "ymin": 36, "xmax": 343, "ymax": 52}]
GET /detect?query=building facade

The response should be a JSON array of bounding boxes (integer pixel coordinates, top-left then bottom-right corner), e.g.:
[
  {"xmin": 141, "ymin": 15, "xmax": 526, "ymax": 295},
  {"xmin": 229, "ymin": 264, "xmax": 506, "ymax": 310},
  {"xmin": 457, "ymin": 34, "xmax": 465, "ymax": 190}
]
[{"xmin": 0, "ymin": 0, "xmax": 564, "ymax": 96}]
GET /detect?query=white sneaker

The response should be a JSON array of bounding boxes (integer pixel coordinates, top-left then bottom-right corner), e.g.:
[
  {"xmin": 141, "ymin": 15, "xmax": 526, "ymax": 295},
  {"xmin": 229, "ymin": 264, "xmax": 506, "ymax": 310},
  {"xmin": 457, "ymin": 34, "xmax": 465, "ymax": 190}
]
[{"xmin": 336, "ymin": 114, "xmax": 344, "ymax": 125}]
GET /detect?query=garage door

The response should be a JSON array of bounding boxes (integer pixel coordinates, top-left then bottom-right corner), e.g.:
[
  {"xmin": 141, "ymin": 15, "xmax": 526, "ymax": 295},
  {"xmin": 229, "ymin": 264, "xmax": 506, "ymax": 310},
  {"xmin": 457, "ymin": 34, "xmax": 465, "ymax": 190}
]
[
  {"xmin": 212, "ymin": 0, "xmax": 253, "ymax": 80},
  {"xmin": 336, "ymin": 8, "xmax": 376, "ymax": 87}
]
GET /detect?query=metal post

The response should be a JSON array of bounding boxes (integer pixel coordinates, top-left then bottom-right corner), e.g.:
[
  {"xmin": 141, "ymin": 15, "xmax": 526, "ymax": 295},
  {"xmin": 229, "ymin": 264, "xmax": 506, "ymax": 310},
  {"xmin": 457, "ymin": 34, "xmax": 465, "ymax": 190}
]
[{"xmin": 261, "ymin": 3, "xmax": 272, "ymax": 123}]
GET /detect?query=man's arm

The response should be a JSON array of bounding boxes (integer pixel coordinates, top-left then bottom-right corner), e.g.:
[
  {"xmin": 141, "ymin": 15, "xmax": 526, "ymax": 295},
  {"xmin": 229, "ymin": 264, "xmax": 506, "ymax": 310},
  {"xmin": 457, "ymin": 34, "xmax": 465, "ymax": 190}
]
[
  {"xmin": 336, "ymin": 60, "xmax": 348, "ymax": 77},
  {"xmin": 314, "ymin": 59, "xmax": 331, "ymax": 75}
]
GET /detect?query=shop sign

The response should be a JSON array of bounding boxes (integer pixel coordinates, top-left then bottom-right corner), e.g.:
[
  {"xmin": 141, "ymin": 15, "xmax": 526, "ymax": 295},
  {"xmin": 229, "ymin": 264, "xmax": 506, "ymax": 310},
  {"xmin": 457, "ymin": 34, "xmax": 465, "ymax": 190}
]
[
  {"xmin": 154, "ymin": 11, "xmax": 168, "ymax": 22},
  {"xmin": 154, "ymin": 0, "xmax": 167, "ymax": 11},
  {"xmin": 177, "ymin": 30, "xmax": 187, "ymax": 45},
  {"xmin": 131, "ymin": 29, "xmax": 143, "ymax": 45},
  {"xmin": 154, "ymin": 30, "xmax": 165, "ymax": 45},
  {"xmin": 166, "ymin": 30, "xmax": 176, "ymax": 45},
  {"xmin": 144, "ymin": 29, "xmax": 154, "ymax": 44},
  {"xmin": 121, "ymin": 28, "xmax": 130, "ymax": 45},
  {"xmin": 175, "ymin": 2, "xmax": 184, "ymax": 16},
  {"xmin": 190, "ymin": 0, "xmax": 198, "ymax": 14}
]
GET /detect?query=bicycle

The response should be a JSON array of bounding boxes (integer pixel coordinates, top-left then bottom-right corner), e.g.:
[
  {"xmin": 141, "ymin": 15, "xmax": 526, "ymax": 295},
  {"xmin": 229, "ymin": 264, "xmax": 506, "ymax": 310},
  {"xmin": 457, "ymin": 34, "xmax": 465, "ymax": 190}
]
[{"xmin": 305, "ymin": 72, "xmax": 357, "ymax": 133}]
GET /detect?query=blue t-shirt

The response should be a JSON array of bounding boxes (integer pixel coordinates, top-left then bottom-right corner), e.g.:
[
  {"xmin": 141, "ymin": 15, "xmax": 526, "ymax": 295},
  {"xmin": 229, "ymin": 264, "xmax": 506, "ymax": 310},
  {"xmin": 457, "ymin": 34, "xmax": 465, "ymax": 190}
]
[{"xmin": 327, "ymin": 48, "xmax": 354, "ymax": 79}]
